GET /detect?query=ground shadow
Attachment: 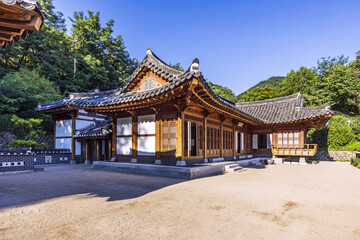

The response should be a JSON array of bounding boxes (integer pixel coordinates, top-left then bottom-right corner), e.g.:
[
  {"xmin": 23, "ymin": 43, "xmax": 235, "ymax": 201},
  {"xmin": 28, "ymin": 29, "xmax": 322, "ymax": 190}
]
[{"xmin": 0, "ymin": 165, "xmax": 187, "ymax": 210}]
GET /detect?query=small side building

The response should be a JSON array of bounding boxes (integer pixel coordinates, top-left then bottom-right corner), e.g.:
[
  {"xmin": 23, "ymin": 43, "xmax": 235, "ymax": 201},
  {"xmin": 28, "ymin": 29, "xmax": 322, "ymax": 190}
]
[{"xmin": 36, "ymin": 48, "xmax": 332, "ymax": 166}]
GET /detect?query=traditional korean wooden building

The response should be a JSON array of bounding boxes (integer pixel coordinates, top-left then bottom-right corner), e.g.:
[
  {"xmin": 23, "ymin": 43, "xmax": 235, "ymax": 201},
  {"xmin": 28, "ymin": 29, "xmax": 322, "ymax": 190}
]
[
  {"xmin": 36, "ymin": 48, "xmax": 332, "ymax": 166},
  {"xmin": 0, "ymin": 0, "xmax": 45, "ymax": 49}
]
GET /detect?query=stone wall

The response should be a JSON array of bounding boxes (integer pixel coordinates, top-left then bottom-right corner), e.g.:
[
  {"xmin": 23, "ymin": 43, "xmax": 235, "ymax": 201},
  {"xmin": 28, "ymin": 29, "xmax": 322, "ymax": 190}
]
[
  {"xmin": 0, "ymin": 132, "xmax": 54, "ymax": 149},
  {"xmin": 314, "ymin": 150, "xmax": 356, "ymax": 161},
  {"xmin": 0, "ymin": 149, "xmax": 35, "ymax": 173},
  {"xmin": 33, "ymin": 149, "xmax": 71, "ymax": 165}
]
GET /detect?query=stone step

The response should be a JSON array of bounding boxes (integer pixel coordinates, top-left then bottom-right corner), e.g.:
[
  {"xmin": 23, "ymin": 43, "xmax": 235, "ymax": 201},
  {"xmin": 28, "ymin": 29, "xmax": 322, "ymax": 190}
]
[{"xmin": 225, "ymin": 164, "xmax": 245, "ymax": 172}]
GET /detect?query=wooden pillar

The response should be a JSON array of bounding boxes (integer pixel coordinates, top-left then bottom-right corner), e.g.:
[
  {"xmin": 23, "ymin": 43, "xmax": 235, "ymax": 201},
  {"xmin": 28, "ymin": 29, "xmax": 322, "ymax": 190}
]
[
  {"xmin": 108, "ymin": 139, "xmax": 112, "ymax": 160},
  {"xmin": 220, "ymin": 118, "xmax": 224, "ymax": 158},
  {"xmin": 71, "ymin": 113, "xmax": 76, "ymax": 161},
  {"xmin": 131, "ymin": 112, "xmax": 138, "ymax": 162},
  {"xmin": 203, "ymin": 115, "xmax": 208, "ymax": 162},
  {"xmin": 233, "ymin": 122, "xmax": 236, "ymax": 159},
  {"xmin": 155, "ymin": 110, "xmax": 161, "ymax": 164},
  {"xmin": 112, "ymin": 117, "xmax": 117, "ymax": 157},
  {"xmin": 85, "ymin": 140, "xmax": 90, "ymax": 162},
  {"xmin": 96, "ymin": 139, "xmax": 101, "ymax": 161},
  {"xmin": 176, "ymin": 110, "xmax": 185, "ymax": 166}
]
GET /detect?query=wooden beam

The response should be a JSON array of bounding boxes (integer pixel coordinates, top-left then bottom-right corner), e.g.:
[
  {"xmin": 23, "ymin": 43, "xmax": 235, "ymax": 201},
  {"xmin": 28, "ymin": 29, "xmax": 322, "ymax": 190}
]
[
  {"xmin": 0, "ymin": 33, "xmax": 12, "ymax": 41},
  {"xmin": 0, "ymin": 13, "xmax": 31, "ymax": 21},
  {"xmin": 0, "ymin": 26, "xmax": 24, "ymax": 35},
  {"xmin": 0, "ymin": 15, "xmax": 42, "ymax": 31}
]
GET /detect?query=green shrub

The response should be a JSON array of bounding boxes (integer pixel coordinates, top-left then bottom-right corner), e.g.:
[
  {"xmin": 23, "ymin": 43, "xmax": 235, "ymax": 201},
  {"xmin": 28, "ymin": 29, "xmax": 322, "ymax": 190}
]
[
  {"xmin": 327, "ymin": 115, "xmax": 355, "ymax": 149},
  {"xmin": 8, "ymin": 140, "xmax": 38, "ymax": 148},
  {"xmin": 350, "ymin": 158, "xmax": 360, "ymax": 168}
]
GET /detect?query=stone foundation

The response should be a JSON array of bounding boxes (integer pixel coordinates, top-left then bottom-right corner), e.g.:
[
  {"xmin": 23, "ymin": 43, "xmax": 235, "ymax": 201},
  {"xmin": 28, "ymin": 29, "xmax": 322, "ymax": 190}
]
[{"xmin": 314, "ymin": 150, "xmax": 356, "ymax": 161}]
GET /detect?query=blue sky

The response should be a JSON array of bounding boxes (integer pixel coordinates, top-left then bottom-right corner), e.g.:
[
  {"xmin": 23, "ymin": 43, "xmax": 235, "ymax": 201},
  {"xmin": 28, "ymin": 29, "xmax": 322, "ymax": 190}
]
[{"xmin": 54, "ymin": 0, "xmax": 360, "ymax": 95}]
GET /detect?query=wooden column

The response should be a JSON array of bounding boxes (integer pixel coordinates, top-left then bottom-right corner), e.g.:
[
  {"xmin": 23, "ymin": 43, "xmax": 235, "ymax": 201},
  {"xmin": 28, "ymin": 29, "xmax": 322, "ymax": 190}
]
[
  {"xmin": 96, "ymin": 139, "xmax": 101, "ymax": 161},
  {"xmin": 71, "ymin": 113, "xmax": 76, "ymax": 161},
  {"xmin": 176, "ymin": 111, "xmax": 184, "ymax": 160},
  {"xmin": 203, "ymin": 116, "xmax": 208, "ymax": 161},
  {"xmin": 85, "ymin": 140, "xmax": 90, "ymax": 161},
  {"xmin": 131, "ymin": 112, "xmax": 138, "ymax": 161},
  {"xmin": 155, "ymin": 110, "xmax": 161, "ymax": 164},
  {"xmin": 233, "ymin": 122, "xmax": 236, "ymax": 159},
  {"xmin": 112, "ymin": 117, "xmax": 117, "ymax": 157},
  {"xmin": 108, "ymin": 139, "xmax": 112, "ymax": 160},
  {"xmin": 220, "ymin": 118, "xmax": 224, "ymax": 158}
]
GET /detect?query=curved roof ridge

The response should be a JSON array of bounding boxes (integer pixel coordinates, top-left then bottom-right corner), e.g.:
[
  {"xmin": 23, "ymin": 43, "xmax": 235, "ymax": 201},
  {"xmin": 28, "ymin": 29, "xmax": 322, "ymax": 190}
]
[
  {"xmin": 146, "ymin": 48, "xmax": 184, "ymax": 76},
  {"xmin": 236, "ymin": 92, "xmax": 301, "ymax": 106}
]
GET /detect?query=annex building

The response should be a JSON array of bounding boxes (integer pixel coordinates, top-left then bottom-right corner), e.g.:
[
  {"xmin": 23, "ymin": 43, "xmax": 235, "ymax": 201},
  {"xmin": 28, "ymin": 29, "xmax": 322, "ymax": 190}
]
[{"xmin": 36, "ymin": 48, "xmax": 332, "ymax": 166}]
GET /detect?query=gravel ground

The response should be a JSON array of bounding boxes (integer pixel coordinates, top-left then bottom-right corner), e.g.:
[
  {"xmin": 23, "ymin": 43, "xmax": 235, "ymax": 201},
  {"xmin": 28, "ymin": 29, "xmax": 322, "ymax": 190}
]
[{"xmin": 0, "ymin": 162, "xmax": 360, "ymax": 240}]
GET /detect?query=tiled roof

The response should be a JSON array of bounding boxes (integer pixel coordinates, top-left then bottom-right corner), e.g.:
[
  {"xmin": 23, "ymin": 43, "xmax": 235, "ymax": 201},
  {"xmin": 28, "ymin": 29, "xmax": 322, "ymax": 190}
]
[
  {"xmin": 235, "ymin": 93, "xmax": 332, "ymax": 124},
  {"xmin": 74, "ymin": 120, "xmax": 112, "ymax": 138},
  {"xmin": 36, "ymin": 49, "xmax": 332, "ymax": 125}
]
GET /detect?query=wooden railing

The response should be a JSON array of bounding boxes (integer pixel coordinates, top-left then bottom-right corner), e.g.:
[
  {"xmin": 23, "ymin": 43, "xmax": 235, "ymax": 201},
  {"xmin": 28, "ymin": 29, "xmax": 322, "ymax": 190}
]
[{"xmin": 271, "ymin": 144, "xmax": 318, "ymax": 157}]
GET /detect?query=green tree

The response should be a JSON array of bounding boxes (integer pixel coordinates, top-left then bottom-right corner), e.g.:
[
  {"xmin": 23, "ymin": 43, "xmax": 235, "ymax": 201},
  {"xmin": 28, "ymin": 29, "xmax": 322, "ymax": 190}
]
[
  {"xmin": 207, "ymin": 81, "xmax": 236, "ymax": 102},
  {"xmin": 70, "ymin": 11, "xmax": 138, "ymax": 90},
  {"xmin": 0, "ymin": 68, "xmax": 61, "ymax": 118},
  {"xmin": 168, "ymin": 62, "xmax": 184, "ymax": 71},
  {"xmin": 326, "ymin": 65, "xmax": 360, "ymax": 115}
]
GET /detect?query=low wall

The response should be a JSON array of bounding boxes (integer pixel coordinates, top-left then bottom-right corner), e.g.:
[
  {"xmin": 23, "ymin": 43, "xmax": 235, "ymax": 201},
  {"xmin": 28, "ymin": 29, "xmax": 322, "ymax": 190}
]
[
  {"xmin": 33, "ymin": 149, "xmax": 71, "ymax": 165},
  {"xmin": 0, "ymin": 149, "xmax": 34, "ymax": 173},
  {"xmin": 314, "ymin": 150, "xmax": 356, "ymax": 161}
]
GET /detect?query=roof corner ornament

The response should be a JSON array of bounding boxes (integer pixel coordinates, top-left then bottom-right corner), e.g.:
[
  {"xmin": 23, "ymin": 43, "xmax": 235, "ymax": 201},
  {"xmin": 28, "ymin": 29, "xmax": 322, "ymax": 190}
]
[
  {"xmin": 325, "ymin": 106, "xmax": 331, "ymax": 111},
  {"xmin": 190, "ymin": 58, "xmax": 200, "ymax": 72},
  {"xmin": 295, "ymin": 106, "xmax": 300, "ymax": 111},
  {"xmin": 147, "ymin": 47, "xmax": 152, "ymax": 55}
]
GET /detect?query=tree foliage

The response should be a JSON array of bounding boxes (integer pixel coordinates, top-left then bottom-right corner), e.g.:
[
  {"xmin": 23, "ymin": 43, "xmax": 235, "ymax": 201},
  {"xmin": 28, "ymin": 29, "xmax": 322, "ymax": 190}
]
[{"xmin": 207, "ymin": 81, "xmax": 237, "ymax": 102}]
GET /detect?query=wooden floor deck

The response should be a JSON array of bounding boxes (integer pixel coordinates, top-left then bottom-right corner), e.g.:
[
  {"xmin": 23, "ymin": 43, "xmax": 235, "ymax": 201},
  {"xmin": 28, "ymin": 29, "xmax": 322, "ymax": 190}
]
[{"xmin": 271, "ymin": 144, "xmax": 318, "ymax": 157}]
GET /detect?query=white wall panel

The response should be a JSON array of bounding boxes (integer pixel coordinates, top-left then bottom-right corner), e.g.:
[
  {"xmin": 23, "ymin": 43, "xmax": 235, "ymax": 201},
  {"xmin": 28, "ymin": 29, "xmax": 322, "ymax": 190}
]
[
  {"xmin": 235, "ymin": 132, "xmax": 238, "ymax": 151},
  {"xmin": 267, "ymin": 134, "xmax": 272, "ymax": 149},
  {"xmin": 117, "ymin": 117, "xmax": 132, "ymax": 136},
  {"xmin": 252, "ymin": 134, "xmax": 258, "ymax": 149},
  {"xmin": 55, "ymin": 138, "xmax": 72, "ymax": 150},
  {"xmin": 75, "ymin": 140, "xmax": 81, "ymax": 155},
  {"xmin": 117, "ymin": 137, "xmax": 132, "ymax": 155},
  {"xmin": 56, "ymin": 120, "xmax": 72, "ymax": 137},
  {"xmin": 137, "ymin": 136, "xmax": 155, "ymax": 156},
  {"xmin": 138, "ymin": 115, "xmax": 155, "ymax": 135}
]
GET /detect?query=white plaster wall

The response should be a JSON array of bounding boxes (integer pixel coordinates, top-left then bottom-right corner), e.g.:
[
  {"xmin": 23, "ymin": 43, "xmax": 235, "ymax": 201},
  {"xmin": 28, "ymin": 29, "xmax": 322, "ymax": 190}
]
[
  {"xmin": 117, "ymin": 137, "xmax": 132, "ymax": 155},
  {"xmin": 138, "ymin": 136, "xmax": 155, "ymax": 156},
  {"xmin": 55, "ymin": 138, "xmax": 72, "ymax": 150},
  {"xmin": 75, "ymin": 140, "xmax": 81, "ymax": 155},
  {"xmin": 252, "ymin": 134, "xmax": 258, "ymax": 149},
  {"xmin": 267, "ymin": 134, "xmax": 272, "ymax": 149},
  {"xmin": 235, "ymin": 131, "xmax": 238, "ymax": 151},
  {"xmin": 56, "ymin": 120, "xmax": 72, "ymax": 137},
  {"xmin": 117, "ymin": 117, "xmax": 132, "ymax": 136},
  {"xmin": 138, "ymin": 115, "xmax": 155, "ymax": 135}
]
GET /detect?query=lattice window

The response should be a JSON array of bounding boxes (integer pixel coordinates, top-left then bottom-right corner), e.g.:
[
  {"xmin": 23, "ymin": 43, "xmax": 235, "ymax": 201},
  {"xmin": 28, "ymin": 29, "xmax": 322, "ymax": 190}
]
[{"xmin": 163, "ymin": 121, "xmax": 177, "ymax": 151}]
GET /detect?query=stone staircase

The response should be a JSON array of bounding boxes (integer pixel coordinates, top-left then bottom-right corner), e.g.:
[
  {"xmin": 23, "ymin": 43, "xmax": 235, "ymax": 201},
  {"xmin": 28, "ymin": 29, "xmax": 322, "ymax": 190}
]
[
  {"xmin": 237, "ymin": 158, "xmax": 266, "ymax": 168},
  {"xmin": 224, "ymin": 163, "xmax": 246, "ymax": 173}
]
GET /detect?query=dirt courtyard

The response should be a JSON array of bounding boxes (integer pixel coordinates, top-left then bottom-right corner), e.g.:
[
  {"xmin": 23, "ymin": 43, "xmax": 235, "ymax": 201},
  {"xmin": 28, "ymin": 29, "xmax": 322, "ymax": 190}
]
[{"xmin": 1, "ymin": 162, "xmax": 360, "ymax": 240}]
